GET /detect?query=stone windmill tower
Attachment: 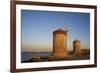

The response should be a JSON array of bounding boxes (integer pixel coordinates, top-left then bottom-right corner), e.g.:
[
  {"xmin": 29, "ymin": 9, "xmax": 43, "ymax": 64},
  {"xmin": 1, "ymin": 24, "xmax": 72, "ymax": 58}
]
[
  {"xmin": 52, "ymin": 17, "xmax": 69, "ymax": 58},
  {"xmin": 73, "ymin": 39, "xmax": 81, "ymax": 56},
  {"xmin": 53, "ymin": 28, "xmax": 68, "ymax": 58}
]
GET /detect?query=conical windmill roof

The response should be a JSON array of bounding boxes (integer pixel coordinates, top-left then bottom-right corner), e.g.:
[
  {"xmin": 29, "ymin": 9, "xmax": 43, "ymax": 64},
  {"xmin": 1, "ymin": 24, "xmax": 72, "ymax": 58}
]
[
  {"xmin": 73, "ymin": 39, "xmax": 80, "ymax": 43},
  {"xmin": 53, "ymin": 28, "xmax": 66, "ymax": 35}
]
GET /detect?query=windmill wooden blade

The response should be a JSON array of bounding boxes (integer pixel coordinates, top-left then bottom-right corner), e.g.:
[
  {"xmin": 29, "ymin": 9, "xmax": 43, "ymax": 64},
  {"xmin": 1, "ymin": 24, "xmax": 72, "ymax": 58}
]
[
  {"xmin": 61, "ymin": 16, "xmax": 68, "ymax": 31},
  {"xmin": 61, "ymin": 19, "xmax": 72, "ymax": 52}
]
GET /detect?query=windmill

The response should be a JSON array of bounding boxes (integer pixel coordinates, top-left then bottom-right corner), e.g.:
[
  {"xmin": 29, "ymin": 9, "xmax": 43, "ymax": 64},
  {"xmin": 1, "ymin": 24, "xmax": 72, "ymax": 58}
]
[
  {"xmin": 60, "ymin": 16, "xmax": 72, "ymax": 56},
  {"xmin": 53, "ymin": 16, "xmax": 72, "ymax": 58}
]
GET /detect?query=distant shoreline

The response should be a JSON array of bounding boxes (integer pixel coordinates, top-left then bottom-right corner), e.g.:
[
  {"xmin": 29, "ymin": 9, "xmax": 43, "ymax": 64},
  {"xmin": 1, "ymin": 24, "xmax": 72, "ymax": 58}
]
[
  {"xmin": 22, "ymin": 54, "xmax": 90, "ymax": 63},
  {"xmin": 21, "ymin": 49, "xmax": 90, "ymax": 63}
]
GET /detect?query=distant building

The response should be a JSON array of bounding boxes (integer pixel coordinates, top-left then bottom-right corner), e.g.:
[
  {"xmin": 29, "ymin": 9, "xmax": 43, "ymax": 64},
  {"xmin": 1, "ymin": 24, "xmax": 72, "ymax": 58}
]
[
  {"xmin": 73, "ymin": 39, "xmax": 81, "ymax": 56},
  {"xmin": 53, "ymin": 28, "xmax": 68, "ymax": 58}
]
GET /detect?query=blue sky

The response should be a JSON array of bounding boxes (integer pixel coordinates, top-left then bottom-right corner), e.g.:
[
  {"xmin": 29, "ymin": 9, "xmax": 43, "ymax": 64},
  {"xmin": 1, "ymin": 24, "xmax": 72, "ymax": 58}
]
[{"xmin": 21, "ymin": 9, "xmax": 90, "ymax": 52}]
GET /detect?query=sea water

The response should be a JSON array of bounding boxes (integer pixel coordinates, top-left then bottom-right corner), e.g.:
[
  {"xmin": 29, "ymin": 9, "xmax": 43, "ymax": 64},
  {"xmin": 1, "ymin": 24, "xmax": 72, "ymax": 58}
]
[{"xmin": 21, "ymin": 52, "xmax": 52, "ymax": 61}]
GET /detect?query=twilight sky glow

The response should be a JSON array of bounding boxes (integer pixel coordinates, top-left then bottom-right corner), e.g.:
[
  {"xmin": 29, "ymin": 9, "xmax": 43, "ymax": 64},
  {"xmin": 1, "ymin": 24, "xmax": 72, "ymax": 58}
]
[{"xmin": 21, "ymin": 10, "xmax": 90, "ymax": 52}]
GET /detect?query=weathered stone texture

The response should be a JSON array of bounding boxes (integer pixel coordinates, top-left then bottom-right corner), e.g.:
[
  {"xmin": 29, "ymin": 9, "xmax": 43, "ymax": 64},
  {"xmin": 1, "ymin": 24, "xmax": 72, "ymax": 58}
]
[
  {"xmin": 73, "ymin": 39, "xmax": 81, "ymax": 56},
  {"xmin": 53, "ymin": 28, "xmax": 68, "ymax": 58}
]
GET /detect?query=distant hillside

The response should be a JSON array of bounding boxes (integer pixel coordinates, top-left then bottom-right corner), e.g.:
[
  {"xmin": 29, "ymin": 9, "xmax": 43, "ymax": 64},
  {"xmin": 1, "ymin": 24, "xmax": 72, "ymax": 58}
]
[
  {"xmin": 81, "ymin": 49, "xmax": 90, "ymax": 55},
  {"xmin": 68, "ymin": 49, "xmax": 90, "ymax": 55}
]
